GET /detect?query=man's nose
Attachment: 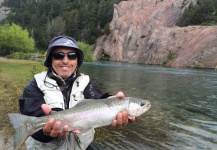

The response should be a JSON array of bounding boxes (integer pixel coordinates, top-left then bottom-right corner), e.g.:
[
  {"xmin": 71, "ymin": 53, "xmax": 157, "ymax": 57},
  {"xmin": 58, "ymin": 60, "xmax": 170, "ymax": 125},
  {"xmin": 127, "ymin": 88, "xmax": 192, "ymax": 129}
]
[{"xmin": 62, "ymin": 55, "xmax": 70, "ymax": 62}]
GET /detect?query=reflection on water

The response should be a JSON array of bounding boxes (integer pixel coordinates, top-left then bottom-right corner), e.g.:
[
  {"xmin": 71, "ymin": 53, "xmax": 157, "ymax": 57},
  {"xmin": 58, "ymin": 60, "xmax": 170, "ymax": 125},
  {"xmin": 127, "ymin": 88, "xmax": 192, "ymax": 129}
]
[{"xmin": 81, "ymin": 61, "xmax": 217, "ymax": 150}]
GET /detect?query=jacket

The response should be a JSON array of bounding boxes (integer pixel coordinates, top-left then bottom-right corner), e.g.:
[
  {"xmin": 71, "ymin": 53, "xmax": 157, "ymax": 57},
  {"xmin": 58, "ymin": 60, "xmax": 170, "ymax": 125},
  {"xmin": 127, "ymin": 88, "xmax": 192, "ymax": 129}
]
[{"xmin": 19, "ymin": 71, "xmax": 109, "ymax": 149}]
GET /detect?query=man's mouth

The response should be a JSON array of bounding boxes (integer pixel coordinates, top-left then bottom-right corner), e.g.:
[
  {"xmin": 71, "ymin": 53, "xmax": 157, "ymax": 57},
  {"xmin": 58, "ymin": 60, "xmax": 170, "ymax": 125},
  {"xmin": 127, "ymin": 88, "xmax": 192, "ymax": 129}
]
[{"xmin": 60, "ymin": 66, "xmax": 70, "ymax": 70}]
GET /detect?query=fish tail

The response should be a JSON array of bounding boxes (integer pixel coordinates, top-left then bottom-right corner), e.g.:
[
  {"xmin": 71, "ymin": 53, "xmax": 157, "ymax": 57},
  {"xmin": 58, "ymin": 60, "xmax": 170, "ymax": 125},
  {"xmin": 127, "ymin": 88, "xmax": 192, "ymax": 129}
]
[{"xmin": 8, "ymin": 113, "xmax": 32, "ymax": 150}]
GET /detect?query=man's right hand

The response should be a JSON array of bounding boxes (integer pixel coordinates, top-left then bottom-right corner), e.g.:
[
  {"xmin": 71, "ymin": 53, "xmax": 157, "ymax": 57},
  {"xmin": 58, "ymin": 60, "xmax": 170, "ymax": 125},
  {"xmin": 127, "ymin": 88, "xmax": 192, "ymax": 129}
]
[
  {"xmin": 41, "ymin": 104, "xmax": 68, "ymax": 137},
  {"xmin": 41, "ymin": 104, "xmax": 80, "ymax": 137}
]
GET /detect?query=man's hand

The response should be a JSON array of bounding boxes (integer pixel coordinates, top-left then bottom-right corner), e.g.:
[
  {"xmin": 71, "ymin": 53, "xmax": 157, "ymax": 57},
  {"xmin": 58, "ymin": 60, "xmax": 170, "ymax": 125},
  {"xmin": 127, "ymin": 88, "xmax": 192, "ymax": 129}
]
[
  {"xmin": 111, "ymin": 92, "xmax": 136, "ymax": 127},
  {"xmin": 41, "ymin": 104, "xmax": 69, "ymax": 137}
]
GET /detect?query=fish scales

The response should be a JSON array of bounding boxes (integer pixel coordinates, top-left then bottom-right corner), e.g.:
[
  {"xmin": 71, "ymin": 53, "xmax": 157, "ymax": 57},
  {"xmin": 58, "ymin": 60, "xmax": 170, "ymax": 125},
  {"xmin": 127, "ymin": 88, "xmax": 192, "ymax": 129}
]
[{"xmin": 8, "ymin": 97, "xmax": 151, "ymax": 150}]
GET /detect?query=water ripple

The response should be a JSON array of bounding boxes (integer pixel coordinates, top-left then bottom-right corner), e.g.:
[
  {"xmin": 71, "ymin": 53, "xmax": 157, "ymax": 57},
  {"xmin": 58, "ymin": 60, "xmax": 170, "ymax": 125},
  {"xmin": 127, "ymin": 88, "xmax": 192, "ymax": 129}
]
[{"xmin": 169, "ymin": 123, "xmax": 217, "ymax": 141}]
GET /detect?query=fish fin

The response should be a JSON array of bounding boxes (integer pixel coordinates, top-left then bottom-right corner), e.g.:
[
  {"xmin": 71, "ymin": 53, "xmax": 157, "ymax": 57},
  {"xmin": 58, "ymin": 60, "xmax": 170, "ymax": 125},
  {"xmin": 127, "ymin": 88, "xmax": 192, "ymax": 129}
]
[
  {"xmin": 8, "ymin": 113, "xmax": 32, "ymax": 150},
  {"xmin": 74, "ymin": 99, "xmax": 96, "ymax": 107},
  {"xmin": 80, "ymin": 128, "xmax": 94, "ymax": 136}
]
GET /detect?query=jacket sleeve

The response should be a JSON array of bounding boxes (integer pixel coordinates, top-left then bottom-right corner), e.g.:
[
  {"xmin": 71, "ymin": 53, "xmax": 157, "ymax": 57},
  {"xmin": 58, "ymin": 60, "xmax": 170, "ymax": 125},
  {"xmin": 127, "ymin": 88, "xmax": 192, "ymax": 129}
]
[
  {"xmin": 19, "ymin": 78, "xmax": 54, "ymax": 142},
  {"xmin": 19, "ymin": 78, "xmax": 45, "ymax": 116},
  {"xmin": 83, "ymin": 79, "xmax": 112, "ymax": 99}
]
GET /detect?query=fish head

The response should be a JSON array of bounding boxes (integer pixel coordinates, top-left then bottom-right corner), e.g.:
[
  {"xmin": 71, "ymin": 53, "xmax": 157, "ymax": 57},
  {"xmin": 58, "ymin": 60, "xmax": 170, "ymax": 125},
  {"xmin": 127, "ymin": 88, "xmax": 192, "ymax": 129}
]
[{"xmin": 128, "ymin": 98, "xmax": 151, "ymax": 117}]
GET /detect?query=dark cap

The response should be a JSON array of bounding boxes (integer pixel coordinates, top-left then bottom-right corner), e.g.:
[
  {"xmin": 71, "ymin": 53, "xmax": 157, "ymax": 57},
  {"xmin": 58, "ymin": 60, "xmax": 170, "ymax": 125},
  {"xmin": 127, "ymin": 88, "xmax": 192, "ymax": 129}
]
[{"xmin": 44, "ymin": 36, "xmax": 84, "ymax": 68}]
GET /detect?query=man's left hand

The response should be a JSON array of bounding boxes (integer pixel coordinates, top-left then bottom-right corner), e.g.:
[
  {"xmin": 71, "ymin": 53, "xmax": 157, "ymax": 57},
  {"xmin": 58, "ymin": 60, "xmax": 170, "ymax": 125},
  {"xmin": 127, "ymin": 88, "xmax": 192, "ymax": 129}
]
[{"xmin": 111, "ymin": 91, "xmax": 136, "ymax": 127}]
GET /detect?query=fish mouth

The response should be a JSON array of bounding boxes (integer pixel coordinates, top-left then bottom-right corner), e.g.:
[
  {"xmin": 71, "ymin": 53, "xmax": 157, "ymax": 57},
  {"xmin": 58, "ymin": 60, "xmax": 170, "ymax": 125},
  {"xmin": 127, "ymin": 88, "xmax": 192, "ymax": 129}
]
[{"xmin": 147, "ymin": 101, "xmax": 151, "ymax": 108}]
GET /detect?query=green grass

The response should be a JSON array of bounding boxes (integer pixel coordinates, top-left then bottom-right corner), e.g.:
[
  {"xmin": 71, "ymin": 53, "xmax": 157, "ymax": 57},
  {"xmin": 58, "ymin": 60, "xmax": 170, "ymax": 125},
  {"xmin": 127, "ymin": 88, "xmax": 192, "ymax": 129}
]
[{"xmin": 0, "ymin": 58, "xmax": 46, "ymax": 134}]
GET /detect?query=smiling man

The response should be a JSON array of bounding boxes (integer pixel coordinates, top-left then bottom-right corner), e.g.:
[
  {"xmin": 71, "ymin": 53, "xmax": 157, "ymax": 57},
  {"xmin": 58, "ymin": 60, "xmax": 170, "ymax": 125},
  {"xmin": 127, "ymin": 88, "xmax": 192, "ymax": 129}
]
[
  {"xmin": 19, "ymin": 36, "xmax": 135, "ymax": 150},
  {"xmin": 51, "ymin": 47, "xmax": 78, "ymax": 80}
]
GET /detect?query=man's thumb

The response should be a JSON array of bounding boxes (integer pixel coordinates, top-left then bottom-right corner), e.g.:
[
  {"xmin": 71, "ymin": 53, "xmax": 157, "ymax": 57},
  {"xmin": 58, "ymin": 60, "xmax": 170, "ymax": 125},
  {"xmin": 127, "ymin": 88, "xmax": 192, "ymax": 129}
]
[{"xmin": 41, "ymin": 104, "xmax": 52, "ymax": 115}]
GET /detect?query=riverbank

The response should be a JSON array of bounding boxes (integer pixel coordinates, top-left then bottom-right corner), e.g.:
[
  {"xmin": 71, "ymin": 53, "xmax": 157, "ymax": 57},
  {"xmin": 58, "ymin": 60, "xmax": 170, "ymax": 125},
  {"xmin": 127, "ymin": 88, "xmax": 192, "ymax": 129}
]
[
  {"xmin": 0, "ymin": 129, "xmax": 26, "ymax": 150},
  {"xmin": 0, "ymin": 129, "xmax": 15, "ymax": 150},
  {"xmin": 0, "ymin": 58, "xmax": 45, "ymax": 150}
]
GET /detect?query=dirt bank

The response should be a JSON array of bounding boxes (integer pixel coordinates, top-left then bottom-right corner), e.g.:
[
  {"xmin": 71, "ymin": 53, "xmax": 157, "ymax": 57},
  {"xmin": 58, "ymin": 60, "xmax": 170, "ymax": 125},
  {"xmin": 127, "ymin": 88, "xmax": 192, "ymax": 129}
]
[
  {"xmin": 0, "ymin": 129, "xmax": 14, "ymax": 150},
  {"xmin": 0, "ymin": 129, "xmax": 26, "ymax": 150}
]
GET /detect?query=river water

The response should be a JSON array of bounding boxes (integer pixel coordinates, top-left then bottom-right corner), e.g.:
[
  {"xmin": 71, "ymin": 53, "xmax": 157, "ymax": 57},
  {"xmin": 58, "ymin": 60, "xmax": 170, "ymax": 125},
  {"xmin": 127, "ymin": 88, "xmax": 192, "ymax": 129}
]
[{"xmin": 80, "ymin": 61, "xmax": 217, "ymax": 150}]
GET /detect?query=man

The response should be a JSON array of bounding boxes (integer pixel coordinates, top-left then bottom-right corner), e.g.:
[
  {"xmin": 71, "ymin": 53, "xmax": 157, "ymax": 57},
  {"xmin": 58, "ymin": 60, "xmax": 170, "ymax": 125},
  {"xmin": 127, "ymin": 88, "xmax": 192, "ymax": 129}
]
[{"xmin": 19, "ymin": 36, "xmax": 135, "ymax": 149}]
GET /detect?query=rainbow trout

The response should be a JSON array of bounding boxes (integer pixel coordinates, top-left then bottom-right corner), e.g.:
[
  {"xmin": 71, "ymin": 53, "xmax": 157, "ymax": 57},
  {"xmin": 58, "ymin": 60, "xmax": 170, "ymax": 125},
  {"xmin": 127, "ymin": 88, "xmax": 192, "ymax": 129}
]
[{"xmin": 8, "ymin": 97, "xmax": 151, "ymax": 150}]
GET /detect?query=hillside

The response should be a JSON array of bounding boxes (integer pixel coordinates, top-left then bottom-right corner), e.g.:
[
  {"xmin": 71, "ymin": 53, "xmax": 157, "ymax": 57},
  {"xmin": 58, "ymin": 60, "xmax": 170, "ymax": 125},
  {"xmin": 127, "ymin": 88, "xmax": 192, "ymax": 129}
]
[
  {"xmin": 1, "ymin": 0, "xmax": 122, "ymax": 49},
  {"xmin": 94, "ymin": 0, "xmax": 217, "ymax": 69}
]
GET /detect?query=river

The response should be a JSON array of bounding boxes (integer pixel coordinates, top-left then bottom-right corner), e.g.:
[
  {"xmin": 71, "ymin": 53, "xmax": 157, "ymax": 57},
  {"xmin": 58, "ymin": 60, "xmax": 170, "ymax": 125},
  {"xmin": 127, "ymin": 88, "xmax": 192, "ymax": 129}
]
[{"xmin": 80, "ymin": 61, "xmax": 217, "ymax": 150}]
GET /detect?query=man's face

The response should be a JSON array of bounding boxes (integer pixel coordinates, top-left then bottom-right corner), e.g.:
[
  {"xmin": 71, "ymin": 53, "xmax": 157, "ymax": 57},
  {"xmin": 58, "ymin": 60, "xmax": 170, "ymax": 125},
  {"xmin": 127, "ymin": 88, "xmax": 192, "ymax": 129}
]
[{"xmin": 51, "ymin": 47, "xmax": 78, "ymax": 80}]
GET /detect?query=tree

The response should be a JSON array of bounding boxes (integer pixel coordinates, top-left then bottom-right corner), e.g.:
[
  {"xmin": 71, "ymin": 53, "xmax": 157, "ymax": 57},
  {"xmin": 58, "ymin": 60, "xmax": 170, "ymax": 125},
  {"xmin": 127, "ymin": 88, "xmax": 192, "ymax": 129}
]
[
  {"xmin": 49, "ymin": 16, "xmax": 66, "ymax": 38},
  {"xmin": 0, "ymin": 24, "xmax": 35, "ymax": 56},
  {"xmin": 2, "ymin": 0, "xmax": 123, "ymax": 49},
  {"xmin": 177, "ymin": 0, "xmax": 217, "ymax": 26}
]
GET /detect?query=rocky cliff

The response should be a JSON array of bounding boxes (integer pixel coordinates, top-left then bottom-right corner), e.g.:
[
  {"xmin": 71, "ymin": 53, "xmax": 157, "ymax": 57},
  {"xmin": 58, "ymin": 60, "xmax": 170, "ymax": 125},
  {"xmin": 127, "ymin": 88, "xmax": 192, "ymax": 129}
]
[
  {"xmin": 94, "ymin": 0, "xmax": 217, "ymax": 69},
  {"xmin": 0, "ymin": 0, "xmax": 9, "ymax": 21}
]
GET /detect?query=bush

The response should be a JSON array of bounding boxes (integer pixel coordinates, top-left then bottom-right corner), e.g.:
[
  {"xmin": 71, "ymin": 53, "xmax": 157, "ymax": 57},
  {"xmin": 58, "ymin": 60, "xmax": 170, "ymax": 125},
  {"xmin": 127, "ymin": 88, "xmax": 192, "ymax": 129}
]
[
  {"xmin": 77, "ymin": 42, "xmax": 94, "ymax": 62},
  {"xmin": 164, "ymin": 51, "xmax": 178, "ymax": 65},
  {"xmin": 0, "ymin": 24, "xmax": 35, "ymax": 56},
  {"xmin": 7, "ymin": 52, "xmax": 44, "ymax": 61}
]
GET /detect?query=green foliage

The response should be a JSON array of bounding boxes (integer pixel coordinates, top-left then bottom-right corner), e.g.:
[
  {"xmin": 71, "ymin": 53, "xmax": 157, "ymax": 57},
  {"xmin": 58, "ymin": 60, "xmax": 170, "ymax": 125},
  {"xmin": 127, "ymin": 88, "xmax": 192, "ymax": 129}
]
[
  {"xmin": 0, "ymin": 58, "xmax": 45, "ymax": 133},
  {"xmin": 177, "ymin": 0, "xmax": 217, "ymax": 26},
  {"xmin": 77, "ymin": 42, "xmax": 94, "ymax": 62},
  {"xmin": 164, "ymin": 51, "xmax": 178, "ymax": 65},
  {"xmin": 2, "ymin": 0, "xmax": 123, "ymax": 50},
  {"xmin": 7, "ymin": 52, "xmax": 32, "ymax": 60},
  {"xmin": 100, "ymin": 54, "xmax": 110, "ymax": 61},
  {"xmin": 0, "ymin": 24, "xmax": 35, "ymax": 56}
]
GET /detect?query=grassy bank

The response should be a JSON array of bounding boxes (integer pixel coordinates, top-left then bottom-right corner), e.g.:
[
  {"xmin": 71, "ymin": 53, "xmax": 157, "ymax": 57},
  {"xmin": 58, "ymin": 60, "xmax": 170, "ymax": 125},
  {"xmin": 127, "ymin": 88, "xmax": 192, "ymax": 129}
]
[{"xmin": 0, "ymin": 58, "xmax": 45, "ymax": 141}]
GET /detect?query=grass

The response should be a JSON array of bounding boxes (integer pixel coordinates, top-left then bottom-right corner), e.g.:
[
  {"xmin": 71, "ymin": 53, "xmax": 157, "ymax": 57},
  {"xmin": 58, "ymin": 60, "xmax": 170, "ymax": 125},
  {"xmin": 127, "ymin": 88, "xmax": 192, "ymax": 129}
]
[{"xmin": 0, "ymin": 58, "xmax": 46, "ymax": 139}]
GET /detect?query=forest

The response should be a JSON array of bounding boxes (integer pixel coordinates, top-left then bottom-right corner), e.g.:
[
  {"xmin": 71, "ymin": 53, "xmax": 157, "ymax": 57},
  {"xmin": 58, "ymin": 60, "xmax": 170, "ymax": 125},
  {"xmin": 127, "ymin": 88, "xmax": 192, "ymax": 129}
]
[
  {"xmin": 1, "ymin": 0, "xmax": 217, "ymax": 58},
  {"xmin": 177, "ymin": 0, "xmax": 217, "ymax": 26},
  {"xmin": 1, "ymin": 0, "xmax": 122, "ymax": 51}
]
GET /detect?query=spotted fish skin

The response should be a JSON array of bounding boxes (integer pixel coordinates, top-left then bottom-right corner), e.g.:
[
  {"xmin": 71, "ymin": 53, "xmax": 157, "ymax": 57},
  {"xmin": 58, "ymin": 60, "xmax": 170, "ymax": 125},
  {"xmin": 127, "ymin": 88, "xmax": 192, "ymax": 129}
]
[{"xmin": 8, "ymin": 97, "xmax": 151, "ymax": 150}]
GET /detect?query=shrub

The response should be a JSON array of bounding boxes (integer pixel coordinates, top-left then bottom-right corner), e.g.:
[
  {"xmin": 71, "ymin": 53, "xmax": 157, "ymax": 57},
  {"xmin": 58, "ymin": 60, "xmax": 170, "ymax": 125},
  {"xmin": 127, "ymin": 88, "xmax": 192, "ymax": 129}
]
[{"xmin": 77, "ymin": 42, "xmax": 94, "ymax": 62}]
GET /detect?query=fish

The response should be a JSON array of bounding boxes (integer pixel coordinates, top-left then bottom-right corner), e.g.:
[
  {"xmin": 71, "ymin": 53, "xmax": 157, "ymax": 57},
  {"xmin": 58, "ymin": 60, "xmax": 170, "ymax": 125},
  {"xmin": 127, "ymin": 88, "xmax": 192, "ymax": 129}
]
[{"xmin": 8, "ymin": 97, "xmax": 151, "ymax": 150}]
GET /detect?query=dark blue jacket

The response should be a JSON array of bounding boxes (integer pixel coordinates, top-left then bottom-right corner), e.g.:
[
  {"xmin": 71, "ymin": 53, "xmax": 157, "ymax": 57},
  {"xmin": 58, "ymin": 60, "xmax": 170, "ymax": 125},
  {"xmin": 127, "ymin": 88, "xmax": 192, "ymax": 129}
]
[{"xmin": 19, "ymin": 74, "xmax": 110, "ymax": 143}]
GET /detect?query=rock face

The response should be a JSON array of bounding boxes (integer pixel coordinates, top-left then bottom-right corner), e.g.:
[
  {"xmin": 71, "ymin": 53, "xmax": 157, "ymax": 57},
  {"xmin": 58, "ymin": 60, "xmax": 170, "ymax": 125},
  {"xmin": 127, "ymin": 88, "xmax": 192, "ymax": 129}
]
[
  {"xmin": 0, "ymin": 6, "xmax": 10, "ymax": 21},
  {"xmin": 94, "ymin": 0, "xmax": 217, "ymax": 68},
  {"xmin": 0, "ymin": 0, "xmax": 10, "ymax": 21}
]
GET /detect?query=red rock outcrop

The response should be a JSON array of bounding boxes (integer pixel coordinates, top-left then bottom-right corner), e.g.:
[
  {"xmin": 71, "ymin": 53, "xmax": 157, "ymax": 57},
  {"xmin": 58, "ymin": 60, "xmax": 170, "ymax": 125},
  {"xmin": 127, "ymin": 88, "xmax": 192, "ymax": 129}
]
[{"xmin": 94, "ymin": 0, "xmax": 217, "ymax": 68}]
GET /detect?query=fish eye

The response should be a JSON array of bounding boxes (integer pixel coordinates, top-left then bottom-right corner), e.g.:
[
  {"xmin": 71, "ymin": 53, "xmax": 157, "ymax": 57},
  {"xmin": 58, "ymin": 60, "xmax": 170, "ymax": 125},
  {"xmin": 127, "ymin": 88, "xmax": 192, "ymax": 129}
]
[{"xmin": 140, "ymin": 102, "xmax": 145, "ymax": 106}]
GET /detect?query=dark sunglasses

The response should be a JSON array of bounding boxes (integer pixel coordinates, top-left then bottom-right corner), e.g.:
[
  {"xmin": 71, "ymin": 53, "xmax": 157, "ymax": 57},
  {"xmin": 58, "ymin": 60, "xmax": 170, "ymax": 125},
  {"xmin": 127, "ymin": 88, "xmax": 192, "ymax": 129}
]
[{"xmin": 52, "ymin": 52, "xmax": 77, "ymax": 60}]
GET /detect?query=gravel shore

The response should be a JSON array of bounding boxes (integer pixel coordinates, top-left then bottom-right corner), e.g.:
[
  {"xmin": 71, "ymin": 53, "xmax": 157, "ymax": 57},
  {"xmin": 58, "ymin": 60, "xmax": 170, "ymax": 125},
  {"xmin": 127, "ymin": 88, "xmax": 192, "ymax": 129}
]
[
  {"xmin": 0, "ymin": 129, "xmax": 26, "ymax": 150},
  {"xmin": 0, "ymin": 130, "xmax": 14, "ymax": 150}
]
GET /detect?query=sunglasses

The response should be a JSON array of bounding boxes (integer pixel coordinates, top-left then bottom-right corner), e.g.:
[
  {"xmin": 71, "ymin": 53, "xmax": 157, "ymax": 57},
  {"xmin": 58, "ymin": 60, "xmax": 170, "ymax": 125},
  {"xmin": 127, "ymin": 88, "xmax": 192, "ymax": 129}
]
[{"xmin": 52, "ymin": 52, "xmax": 77, "ymax": 60}]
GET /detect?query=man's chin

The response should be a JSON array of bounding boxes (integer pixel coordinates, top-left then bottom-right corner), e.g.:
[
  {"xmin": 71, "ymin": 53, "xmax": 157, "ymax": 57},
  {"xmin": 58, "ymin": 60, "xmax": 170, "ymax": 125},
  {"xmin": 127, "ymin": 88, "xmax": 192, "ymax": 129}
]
[{"xmin": 60, "ymin": 74, "xmax": 71, "ymax": 80}]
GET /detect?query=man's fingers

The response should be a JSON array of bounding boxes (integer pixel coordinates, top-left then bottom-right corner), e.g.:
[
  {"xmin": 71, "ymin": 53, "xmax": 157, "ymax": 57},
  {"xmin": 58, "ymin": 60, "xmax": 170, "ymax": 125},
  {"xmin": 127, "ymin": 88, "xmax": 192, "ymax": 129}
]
[
  {"xmin": 72, "ymin": 129, "xmax": 80, "ymax": 134},
  {"xmin": 116, "ymin": 91, "xmax": 125, "ymax": 99},
  {"xmin": 59, "ymin": 126, "xmax": 69, "ymax": 137},
  {"xmin": 50, "ymin": 121, "xmax": 61, "ymax": 137},
  {"xmin": 129, "ymin": 116, "xmax": 136, "ymax": 123},
  {"xmin": 41, "ymin": 104, "xmax": 52, "ymax": 115},
  {"xmin": 43, "ymin": 118, "xmax": 55, "ymax": 135},
  {"xmin": 112, "ymin": 111, "xmax": 131, "ymax": 127},
  {"xmin": 122, "ymin": 111, "xmax": 128, "ymax": 124},
  {"xmin": 116, "ymin": 113, "xmax": 123, "ymax": 126},
  {"xmin": 111, "ymin": 120, "xmax": 117, "ymax": 127}
]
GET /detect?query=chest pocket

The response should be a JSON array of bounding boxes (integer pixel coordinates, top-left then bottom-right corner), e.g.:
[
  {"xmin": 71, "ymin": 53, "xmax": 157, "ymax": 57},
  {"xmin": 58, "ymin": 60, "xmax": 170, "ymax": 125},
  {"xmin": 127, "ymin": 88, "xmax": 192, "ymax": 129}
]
[
  {"xmin": 43, "ymin": 86, "xmax": 65, "ymax": 109},
  {"xmin": 69, "ymin": 75, "xmax": 90, "ymax": 108}
]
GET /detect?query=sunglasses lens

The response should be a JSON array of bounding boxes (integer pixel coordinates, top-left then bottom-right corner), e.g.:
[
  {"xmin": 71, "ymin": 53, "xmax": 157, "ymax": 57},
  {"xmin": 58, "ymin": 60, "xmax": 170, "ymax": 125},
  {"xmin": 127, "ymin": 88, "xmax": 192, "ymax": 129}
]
[
  {"xmin": 52, "ymin": 53, "xmax": 65, "ymax": 60},
  {"xmin": 52, "ymin": 52, "xmax": 77, "ymax": 60},
  {"xmin": 67, "ymin": 53, "xmax": 77, "ymax": 60}
]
